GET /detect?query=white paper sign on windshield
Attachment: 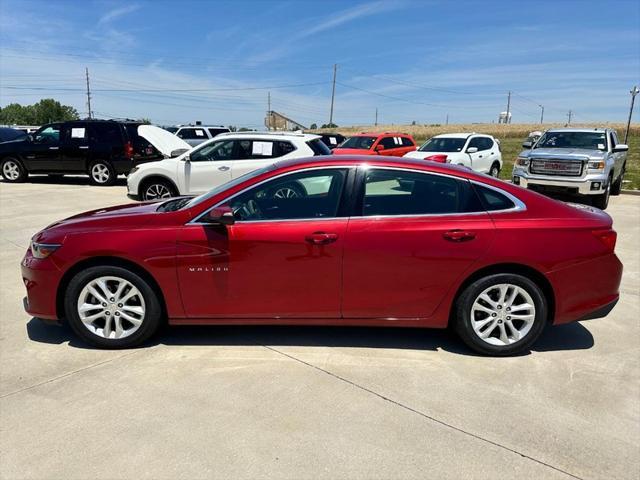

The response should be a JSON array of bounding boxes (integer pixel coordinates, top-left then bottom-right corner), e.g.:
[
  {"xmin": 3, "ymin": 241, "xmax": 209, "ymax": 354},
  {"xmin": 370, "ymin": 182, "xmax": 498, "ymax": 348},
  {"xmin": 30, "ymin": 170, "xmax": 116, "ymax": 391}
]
[
  {"xmin": 329, "ymin": 137, "xmax": 337, "ymax": 145},
  {"xmin": 195, "ymin": 130, "xmax": 204, "ymax": 136},
  {"xmin": 252, "ymin": 141, "xmax": 273, "ymax": 156},
  {"xmin": 71, "ymin": 128, "xmax": 86, "ymax": 138}
]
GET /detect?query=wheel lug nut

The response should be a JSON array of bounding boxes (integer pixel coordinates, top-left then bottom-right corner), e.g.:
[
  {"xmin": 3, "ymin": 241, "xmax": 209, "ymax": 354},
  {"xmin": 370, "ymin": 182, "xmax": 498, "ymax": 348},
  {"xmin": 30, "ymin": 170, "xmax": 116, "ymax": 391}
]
[
  {"xmin": 492, "ymin": 313, "xmax": 497, "ymax": 317},
  {"xmin": 506, "ymin": 307, "xmax": 511, "ymax": 311},
  {"xmin": 110, "ymin": 298, "xmax": 115, "ymax": 302},
  {"xmin": 115, "ymin": 312, "xmax": 120, "ymax": 316},
  {"xmin": 507, "ymin": 316, "xmax": 511, "ymax": 320},
  {"xmin": 102, "ymin": 303, "xmax": 107, "ymax": 307},
  {"xmin": 118, "ymin": 303, "xmax": 123, "ymax": 308},
  {"xmin": 105, "ymin": 311, "xmax": 110, "ymax": 315},
  {"xmin": 497, "ymin": 305, "xmax": 502, "ymax": 309}
]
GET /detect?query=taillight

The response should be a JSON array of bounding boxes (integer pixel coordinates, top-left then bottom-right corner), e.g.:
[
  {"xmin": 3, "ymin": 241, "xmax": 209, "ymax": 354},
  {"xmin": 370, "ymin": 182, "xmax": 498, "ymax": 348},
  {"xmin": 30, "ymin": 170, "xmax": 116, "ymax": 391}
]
[
  {"xmin": 424, "ymin": 154, "xmax": 448, "ymax": 163},
  {"xmin": 124, "ymin": 141, "xmax": 134, "ymax": 159},
  {"xmin": 592, "ymin": 229, "xmax": 617, "ymax": 252}
]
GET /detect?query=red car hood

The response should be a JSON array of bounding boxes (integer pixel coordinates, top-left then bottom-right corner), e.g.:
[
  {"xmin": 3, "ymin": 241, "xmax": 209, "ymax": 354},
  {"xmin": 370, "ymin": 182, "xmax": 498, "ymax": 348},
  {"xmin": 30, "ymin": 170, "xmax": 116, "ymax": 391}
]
[
  {"xmin": 332, "ymin": 148, "xmax": 376, "ymax": 155},
  {"xmin": 37, "ymin": 201, "xmax": 163, "ymax": 241}
]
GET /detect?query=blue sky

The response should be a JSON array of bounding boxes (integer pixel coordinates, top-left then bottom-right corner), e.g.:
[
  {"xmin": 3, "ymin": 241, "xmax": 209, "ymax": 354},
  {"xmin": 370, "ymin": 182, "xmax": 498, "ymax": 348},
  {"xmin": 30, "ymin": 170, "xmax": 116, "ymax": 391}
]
[{"xmin": 1, "ymin": 0, "xmax": 639, "ymax": 127}]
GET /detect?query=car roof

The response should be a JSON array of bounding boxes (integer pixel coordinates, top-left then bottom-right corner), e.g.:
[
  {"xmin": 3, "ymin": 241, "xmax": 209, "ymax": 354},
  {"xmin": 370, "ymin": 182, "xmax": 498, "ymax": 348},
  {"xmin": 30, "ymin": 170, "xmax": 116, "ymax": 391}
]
[
  {"xmin": 432, "ymin": 132, "xmax": 488, "ymax": 139},
  {"xmin": 215, "ymin": 131, "xmax": 320, "ymax": 140},
  {"xmin": 545, "ymin": 128, "xmax": 610, "ymax": 133},
  {"xmin": 352, "ymin": 132, "xmax": 411, "ymax": 137},
  {"xmin": 274, "ymin": 154, "xmax": 489, "ymax": 181}
]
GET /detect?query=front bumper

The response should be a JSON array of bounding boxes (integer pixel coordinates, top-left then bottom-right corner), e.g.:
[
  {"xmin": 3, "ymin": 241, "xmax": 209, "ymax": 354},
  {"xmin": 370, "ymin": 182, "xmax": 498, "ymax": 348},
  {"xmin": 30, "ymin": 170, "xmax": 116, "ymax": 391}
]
[
  {"xmin": 512, "ymin": 167, "xmax": 608, "ymax": 195},
  {"xmin": 21, "ymin": 252, "xmax": 62, "ymax": 320}
]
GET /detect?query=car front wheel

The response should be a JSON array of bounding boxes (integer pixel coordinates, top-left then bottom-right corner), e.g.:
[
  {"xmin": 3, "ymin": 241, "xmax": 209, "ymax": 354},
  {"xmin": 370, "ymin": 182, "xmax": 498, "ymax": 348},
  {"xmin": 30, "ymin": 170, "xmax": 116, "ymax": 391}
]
[
  {"xmin": 454, "ymin": 273, "xmax": 547, "ymax": 356},
  {"xmin": 489, "ymin": 162, "xmax": 500, "ymax": 177},
  {"xmin": 64, "ymin": 266, "xmax": 162, "ymax": 348},
  {"xmin": 592, "ymin": 176, "xmax": 611, "ymax": 210},
  {"xmin": 1, "ymin": 157, "xmax": 27, "ymax": 182},
  {"xmin": 141, "ymin": 179, "xmax": 178, "ymax": 201}
]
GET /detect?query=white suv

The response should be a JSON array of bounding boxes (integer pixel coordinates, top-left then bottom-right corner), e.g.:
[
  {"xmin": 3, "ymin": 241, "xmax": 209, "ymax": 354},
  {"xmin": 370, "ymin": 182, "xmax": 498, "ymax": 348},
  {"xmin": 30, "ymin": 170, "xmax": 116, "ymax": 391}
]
[
  {"xmin": 127, "ymin": 131, "xmax": 330, "ymax": 201},
  {"xmin": 404, "ymin": 133, "xmax": 502, "ymax": 177}
]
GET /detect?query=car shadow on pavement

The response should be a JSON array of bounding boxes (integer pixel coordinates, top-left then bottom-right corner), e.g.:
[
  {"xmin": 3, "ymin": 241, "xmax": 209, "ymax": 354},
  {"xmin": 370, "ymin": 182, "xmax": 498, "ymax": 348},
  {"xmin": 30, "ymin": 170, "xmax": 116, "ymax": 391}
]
[
  {"xmin": 26, "ymin": 318, "xmax": 595, "ymax": 356},
  {"xmin": 1, "ymin": 175, "xmax": 127, "ymax": 187}
]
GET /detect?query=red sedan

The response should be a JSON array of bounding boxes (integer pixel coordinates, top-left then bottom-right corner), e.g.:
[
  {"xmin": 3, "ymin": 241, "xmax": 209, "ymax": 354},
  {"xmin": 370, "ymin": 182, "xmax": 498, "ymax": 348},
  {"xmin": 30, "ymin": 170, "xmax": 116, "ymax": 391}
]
[
  {"xmin": 332, "ymin": 132, "xmax": 417, "ymax": 156},
  {"xmin": 21, "ymin": 156, "xmax": 622, "ymax": 355}
]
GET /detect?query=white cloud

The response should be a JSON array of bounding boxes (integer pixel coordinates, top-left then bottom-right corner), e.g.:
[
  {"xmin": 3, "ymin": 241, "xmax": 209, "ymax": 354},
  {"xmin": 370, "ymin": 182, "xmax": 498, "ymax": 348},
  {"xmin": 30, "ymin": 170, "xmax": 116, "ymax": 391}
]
[{"xmin": 97, "ymin": 4, "xmax": 141, "ymax": 26}]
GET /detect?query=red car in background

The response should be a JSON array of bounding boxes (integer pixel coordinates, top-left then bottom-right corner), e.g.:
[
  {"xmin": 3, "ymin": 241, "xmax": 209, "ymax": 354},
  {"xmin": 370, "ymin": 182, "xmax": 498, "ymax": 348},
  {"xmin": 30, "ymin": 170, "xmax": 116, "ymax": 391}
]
[
  {"xmin": 332, "ymin": 132, "xmax": 416, "ymax": 156},
  {"xmin": 22, "ymin": 156, "xmax": 622, "ymax": 355}
]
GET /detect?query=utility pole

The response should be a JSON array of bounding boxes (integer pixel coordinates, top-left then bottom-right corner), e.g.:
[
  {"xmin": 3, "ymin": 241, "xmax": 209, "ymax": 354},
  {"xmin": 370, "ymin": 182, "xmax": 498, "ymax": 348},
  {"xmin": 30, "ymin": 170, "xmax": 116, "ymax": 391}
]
[
  {"xmin": 329, "ymin": 64, "xmax": 337, "ymax": 126},
  {"xmin": 267, "ymin": 91, "xmax": 271, "ymax": 131},
  {"xmin": 445, "ymin": 113, "xmax": 449, "ymax": 125},
  {"xmin": 375, "ymin": 107, "xmax": 378, "ymax": 126},
  {"xmin": 567, "ymin": 110, "xmax": 572, "ymax": 125},
  {"xmin": 539, "ymin": 105, "xmax": 544, "ymax": 124},
  {"xmin": 505, "ymin": 91, "xmax": 511, "ymax": 124},
  {"xmin": 85, "ymin": 67, "xmax": 92, "ymax": 119},
  {"xmin": 624, "ymin": 85, "xmax": 639, "ymax": 143}
]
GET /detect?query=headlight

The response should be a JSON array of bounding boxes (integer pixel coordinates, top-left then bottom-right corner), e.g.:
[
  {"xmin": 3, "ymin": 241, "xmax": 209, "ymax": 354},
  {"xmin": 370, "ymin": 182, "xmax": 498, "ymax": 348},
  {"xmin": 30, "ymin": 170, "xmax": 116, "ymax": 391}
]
[
  {"xmin": 587, "ymin": 160, "xmax": 605, "ymax": 170},
  {"xmin": 515, "ymin": 157, "xmax": 529, "ymax": 166},
  {"xmin": 30, "ymin": 241, "xmax": 61, "ymax": 259}
]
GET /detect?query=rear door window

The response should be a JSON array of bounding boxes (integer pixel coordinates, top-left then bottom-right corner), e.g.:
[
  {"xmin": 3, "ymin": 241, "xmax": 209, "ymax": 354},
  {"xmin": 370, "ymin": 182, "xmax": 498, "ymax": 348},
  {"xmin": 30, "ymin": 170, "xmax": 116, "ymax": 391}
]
[
  {"xmin": 473, "ymin": 184, "xmax": 516, "ymax": 211},
  {"xmin": 379, "ymin": 137, "xmax": 397, "ymax": 150},
  {"xmin": 65, "ymin": 124, "xmax": 89, "ymax": 145},
  {"xmin": 90, "ymin": 123, "xmax": 122, "ymax": 144},
  {"xmin": 208, "ymin": 128, "xmax": 229, "ymax": 138},
  {"xmin": 361, "ymin": 169, "xmax": 483, "ymax": 216},
  {"xmin": 178, "ymin": 128, "xmax": 208, "ymax": 139},
  {"xmin": 401, "ymin": 137, "xmax": 415, "ymax": 147}
]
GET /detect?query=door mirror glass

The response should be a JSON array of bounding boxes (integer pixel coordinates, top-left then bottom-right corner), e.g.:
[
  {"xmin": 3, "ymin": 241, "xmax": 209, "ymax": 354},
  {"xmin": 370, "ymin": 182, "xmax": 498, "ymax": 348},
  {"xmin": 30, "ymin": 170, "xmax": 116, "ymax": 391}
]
[
  {"xmin": 522, "ymin": 141, "xmax": 532, "ymax": 149},
  {"xmin": 207, "ymin": 206, "xmax": 235, "ymax": 225},
  {"xmin": 613, "ymin": 144, "xmax": 629, "ymax": 152},
  {"xmin": 466, "ymin": 146, "xmax": 478, "ymax": 153},
  {"xmin": 171, "ymin": 149, "xmax": 189, "ymax": 158}
]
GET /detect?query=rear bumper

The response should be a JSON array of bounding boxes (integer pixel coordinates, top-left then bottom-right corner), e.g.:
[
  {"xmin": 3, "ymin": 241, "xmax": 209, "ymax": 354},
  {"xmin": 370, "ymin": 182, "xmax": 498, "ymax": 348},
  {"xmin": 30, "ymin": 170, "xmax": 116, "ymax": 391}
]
[{"xmin": 549, "ymin": 253, "xmax": 623, "ymax": 324}]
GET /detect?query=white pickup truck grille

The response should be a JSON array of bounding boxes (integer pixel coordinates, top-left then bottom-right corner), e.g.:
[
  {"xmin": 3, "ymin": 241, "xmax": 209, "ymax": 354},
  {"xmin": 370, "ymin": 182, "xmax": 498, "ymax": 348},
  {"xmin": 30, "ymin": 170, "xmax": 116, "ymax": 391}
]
[{"xmin": 530, "ymin": 159, "xmax": 583, "ymax": 177}]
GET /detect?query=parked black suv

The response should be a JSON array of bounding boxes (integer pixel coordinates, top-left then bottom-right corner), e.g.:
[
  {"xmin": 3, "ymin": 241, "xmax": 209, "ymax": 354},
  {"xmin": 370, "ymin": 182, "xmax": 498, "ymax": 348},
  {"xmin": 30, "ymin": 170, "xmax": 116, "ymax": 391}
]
[
  {"xmin": 0, "ymin": 120, "xmax": 164, "ymax": 186},
  {"xmin": 314, "ymin": 133, "xmax": 346, "ymax": 150}
]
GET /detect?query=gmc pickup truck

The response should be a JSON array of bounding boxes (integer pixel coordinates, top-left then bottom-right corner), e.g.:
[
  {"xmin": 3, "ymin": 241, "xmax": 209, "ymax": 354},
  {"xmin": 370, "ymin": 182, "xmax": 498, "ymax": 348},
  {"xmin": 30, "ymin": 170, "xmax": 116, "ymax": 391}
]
[{"xmin": 512, "ymin": 128, "xmax": 628, "ymax": 210}]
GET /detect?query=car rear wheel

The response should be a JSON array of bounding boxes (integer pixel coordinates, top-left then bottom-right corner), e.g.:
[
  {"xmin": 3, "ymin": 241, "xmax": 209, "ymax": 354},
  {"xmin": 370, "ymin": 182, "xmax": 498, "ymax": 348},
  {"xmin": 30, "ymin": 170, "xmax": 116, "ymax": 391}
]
[
  {"xmin": 269, "ymin": 182, "xmax": 306, "ymax": 199},
  {"xmin": 141, "ymin": 179, "xmax": 178, "ymax": 201},
  {"xmin": 592, "ymin": 176, "xmax": 611, "ymax": 210},
  {"xmin": 489, "ymin": 162, "xmax": 500, "ymax": 177},
  {"xmin": 454, "ymin": 273, "xmax": 547, "ymax": 356},
  {"xmin": 89, "ymin": 161, "xmax": 116, "ymax": 186},
  {"xmin": 65, "ymin": 266, "xmax": 162, "ymax": 348},
  {"xmin": 1, "ymin": 157, "xmax": 27, "ymax": 182}
]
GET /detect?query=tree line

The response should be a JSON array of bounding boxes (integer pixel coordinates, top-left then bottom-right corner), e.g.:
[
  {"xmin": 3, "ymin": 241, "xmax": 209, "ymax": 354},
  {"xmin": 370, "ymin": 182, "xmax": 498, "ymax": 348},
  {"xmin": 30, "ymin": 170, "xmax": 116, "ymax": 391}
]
[{"xmin": 0, "ymin": 99, "xmax": 79, "ymax": 125}]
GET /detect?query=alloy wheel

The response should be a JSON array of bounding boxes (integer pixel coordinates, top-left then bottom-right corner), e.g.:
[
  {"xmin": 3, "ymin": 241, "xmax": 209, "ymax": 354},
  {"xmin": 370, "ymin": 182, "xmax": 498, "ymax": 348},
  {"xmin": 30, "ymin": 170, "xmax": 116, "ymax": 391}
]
[
  {"xmin": 91, "ymin": 164, "xmax": 111, "ymax": 184},
  {"xmin": 470, "ymin": 283, "xmax": 535, "ymax": 346},
  {"xmin": 144, "ymin": 183, "xmax": 172, "ymax": 200},
  {"xmin": 2, "ymin": 161, "xmax": 20, "ymax": 180},
  {"xmin": 76, "ymin": 276, "xmax": 146, "ymax": 340},
  {"xmin": 491, "ymin": 166, "xmax": 500, "ymax": 177},
  {"xmin": 273, "ymin": 187, "xmax": 299, "ymax": 199}
]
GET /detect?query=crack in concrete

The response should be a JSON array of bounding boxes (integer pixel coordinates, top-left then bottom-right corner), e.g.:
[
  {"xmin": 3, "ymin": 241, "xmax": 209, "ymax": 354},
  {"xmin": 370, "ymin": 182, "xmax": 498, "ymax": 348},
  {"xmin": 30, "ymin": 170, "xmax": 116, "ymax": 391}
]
[{"xmin": 263, "ymin": 344, "xmax": 584, "ymax": 480}]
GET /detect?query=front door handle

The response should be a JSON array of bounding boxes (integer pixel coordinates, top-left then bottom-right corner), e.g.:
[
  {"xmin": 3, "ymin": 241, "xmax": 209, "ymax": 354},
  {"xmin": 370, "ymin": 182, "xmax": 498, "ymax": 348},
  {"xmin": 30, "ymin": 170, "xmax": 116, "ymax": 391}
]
[
  {"xmin": 305, "ymin": 232, "xmax": 338, "ymax": 245},
  {"xmin": 49, "ymin": 146, "xmax": 59, "ymax": 150},
  {"xmin": 218, "ymin": 166, "xmax": 230, "ymax": 171},
  {"xmin": 443, "ymin": 229, "xmax": 476, "ymax": 242},
  {"xmin": 79, "ymin": 146, "xmax": 89, "ymax": 150}
]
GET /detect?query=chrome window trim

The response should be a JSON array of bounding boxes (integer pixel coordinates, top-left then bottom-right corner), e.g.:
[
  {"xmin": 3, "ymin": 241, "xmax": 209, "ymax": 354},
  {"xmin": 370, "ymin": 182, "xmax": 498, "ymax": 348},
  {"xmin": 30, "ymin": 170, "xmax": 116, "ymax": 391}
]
[
  {"xmin": 186, "ymin": 165, "xmax": 526, "ymax": 226},
  {"xmin": 187, "ymin": 165, "xmax": 355, "ymax": 225}
]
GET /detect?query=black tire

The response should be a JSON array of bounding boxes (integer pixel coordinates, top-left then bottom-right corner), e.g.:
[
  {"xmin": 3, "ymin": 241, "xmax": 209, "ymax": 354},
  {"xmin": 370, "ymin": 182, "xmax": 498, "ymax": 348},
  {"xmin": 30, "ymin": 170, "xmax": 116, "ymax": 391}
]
[
  {"xmin": 1, "ymin": 157, "xmax": 27, "ymax": 183},
  {"xmin": 269, "ymin": 181, "xmax": 306, "ymax": 199},
  {"xmin": 610, "ymin": 165, "xmax": 625, "ymax": 196},
  {"xmin": 489, "ymin": 162, "xmax": 500, "ymax": 178},
  {"xmin": 592, "ymin": 175, "xmax": 612, "ymax": 210},
  {"xmin": 454, "ymin": 273, "xmax": 547, "ymax": 356},
  {"xmin": 88, "ymin": 161, "xmax": 116, "ymax": 186},
  {"xmin": 64, "ymin": 266, "xmax": 162, "ymax": 348},
  {"xmin": 140, "ymin": 178, "xmax": 178, "ymax": 201}
]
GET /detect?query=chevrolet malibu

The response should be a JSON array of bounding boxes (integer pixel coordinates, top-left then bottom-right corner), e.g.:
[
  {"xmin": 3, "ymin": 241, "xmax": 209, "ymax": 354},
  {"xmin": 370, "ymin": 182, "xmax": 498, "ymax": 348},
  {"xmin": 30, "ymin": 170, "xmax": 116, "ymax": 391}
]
[{"xmin": 22, "ymin": 156, "xmax": 622, "ymax": 355}]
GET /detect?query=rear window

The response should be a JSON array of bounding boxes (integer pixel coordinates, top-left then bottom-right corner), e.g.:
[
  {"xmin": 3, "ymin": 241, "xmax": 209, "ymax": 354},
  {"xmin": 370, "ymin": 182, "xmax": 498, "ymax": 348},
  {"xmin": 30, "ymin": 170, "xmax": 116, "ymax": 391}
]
[
  {"xmin": 178, "ymin": 128, "xmax": 208, "ymax": 139},
  {"xmin": 90, "ymin": 123, "xmax": 123, "ymax": 144},
  {"xmin": 340, "ymin": 136, "xmax": 376, "ymax": 150},
  {"xmin": 208, "ymin": 128, "xmax": 229, "ymax": 137},
  {"xmin": 473, "ymin": 184, "xmax": 516, "ymax": 211},
  {"xmin": 401, "ymin": 137, "xmax": 415, "ymax": 147},
  {"xmin": 306, "ymin": 138, "xmax": 331, "ymax": 156}
]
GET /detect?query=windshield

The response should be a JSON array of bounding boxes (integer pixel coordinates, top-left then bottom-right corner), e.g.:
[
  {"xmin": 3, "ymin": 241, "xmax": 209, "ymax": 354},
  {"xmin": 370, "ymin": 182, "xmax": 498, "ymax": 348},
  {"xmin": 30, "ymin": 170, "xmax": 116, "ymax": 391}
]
[
  {"xmin": 535, "ymin": 132, "xmax": 606, "ymax": 150},
  {"xmin": 183, "ymin": 164, "xmax": 276, "ymax": 209},
  {"xmin": 339, "ymin": 136, "xmax": 376, "ymax": 150},
  {"xmin": 418, "ymin": 137, "xmax": 467, "ymax": 153}
]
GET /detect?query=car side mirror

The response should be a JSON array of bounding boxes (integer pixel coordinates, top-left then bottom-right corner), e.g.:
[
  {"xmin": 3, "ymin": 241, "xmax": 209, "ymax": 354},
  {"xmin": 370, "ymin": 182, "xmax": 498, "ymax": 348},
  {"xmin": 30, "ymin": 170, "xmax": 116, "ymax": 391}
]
[
  {"xmin": 613, "ymin": 144, "xmax": 629, "ymax": 153},
  {"xmin": 182, "ymin": 154, "xmax": 190, "ymax": 162},
  {"xmin": 171, "ymin": 148, "xmax": 188, "ymax": 158},
  {"xmin": 27, "ymin": 134, "xmax": 34, "ymax": 142},
  {"xmin": 522, "ymin": 141, "xmax": 532, "ymax": 149},
  {"xmin": 207, "ymin": 206, "xmax": 235, "ymax": 225},
  {"xmin": 466, "ymin": 147, "xmax": 478, "ymax": 153},
  {"xmin": 374, "ymin": 144, "xmax": 385, "ymax": 152}
]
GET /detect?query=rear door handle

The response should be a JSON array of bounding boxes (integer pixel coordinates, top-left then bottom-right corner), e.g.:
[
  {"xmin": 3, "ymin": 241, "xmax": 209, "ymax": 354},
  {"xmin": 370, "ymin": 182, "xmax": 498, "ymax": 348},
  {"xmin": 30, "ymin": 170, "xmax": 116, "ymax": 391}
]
[
  {"xmin": 305, "ymin": 232, "xmax": 338, "ymax": 245},
  {"xmin": 218, "ymin": 166, "xmax": 230, "ymax": 171},
  {"xmin": 79, "ymin": 146, "xmax": 89, "ymax": 150},
  {"xmin": 49, "ymin": 147, "xmax": 59, "ymax": 150},
  {"xmin": 443, "ymin": 230, "xmax": 476, "ymax": 242}
]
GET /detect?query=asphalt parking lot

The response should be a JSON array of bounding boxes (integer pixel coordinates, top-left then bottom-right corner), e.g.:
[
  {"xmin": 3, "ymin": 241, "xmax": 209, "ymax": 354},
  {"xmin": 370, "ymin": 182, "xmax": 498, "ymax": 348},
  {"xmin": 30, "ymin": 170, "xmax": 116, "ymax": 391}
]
[{"xmin": 0, "ymin": 177, "xmax": 638, "ymax": 480}]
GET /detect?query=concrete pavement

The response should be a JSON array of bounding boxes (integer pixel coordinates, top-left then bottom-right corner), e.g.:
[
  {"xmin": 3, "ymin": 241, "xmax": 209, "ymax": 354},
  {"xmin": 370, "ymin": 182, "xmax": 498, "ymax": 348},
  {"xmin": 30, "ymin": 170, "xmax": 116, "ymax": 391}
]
[{"xmin": 1, "ymin": 176, "xmax": 638, "ymax": 479}]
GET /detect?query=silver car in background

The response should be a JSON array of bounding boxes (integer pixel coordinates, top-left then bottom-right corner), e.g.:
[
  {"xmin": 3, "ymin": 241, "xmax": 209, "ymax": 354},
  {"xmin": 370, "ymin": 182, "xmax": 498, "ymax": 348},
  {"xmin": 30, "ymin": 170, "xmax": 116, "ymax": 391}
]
[{"xmin": 512, "ymin": 128, "xmax": 628, "ymax": 209}]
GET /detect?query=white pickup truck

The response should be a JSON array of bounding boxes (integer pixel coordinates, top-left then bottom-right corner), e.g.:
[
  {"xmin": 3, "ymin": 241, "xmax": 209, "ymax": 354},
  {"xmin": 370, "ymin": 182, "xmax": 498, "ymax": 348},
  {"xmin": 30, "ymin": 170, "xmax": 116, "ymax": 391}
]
[{"xmin": 512, "ymin": 128, "xmax": 628, "ymax": 210}]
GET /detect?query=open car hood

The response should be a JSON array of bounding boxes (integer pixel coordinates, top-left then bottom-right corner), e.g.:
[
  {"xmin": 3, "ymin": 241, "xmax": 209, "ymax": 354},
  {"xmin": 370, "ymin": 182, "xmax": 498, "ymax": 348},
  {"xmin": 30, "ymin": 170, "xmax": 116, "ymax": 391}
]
[{"xmin": 138, "ymin": 125, "xmax": 191, "ymax": 158}]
